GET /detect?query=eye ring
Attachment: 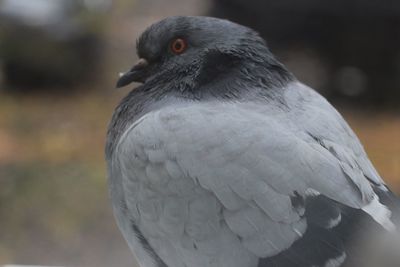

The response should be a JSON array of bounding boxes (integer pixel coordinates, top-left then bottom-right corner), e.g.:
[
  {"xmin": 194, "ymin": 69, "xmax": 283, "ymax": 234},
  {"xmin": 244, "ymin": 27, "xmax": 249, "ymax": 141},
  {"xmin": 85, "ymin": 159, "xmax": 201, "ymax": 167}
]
[{"xmin": 170, "ymin": 38, "xmax": 187, "ymax": 54}]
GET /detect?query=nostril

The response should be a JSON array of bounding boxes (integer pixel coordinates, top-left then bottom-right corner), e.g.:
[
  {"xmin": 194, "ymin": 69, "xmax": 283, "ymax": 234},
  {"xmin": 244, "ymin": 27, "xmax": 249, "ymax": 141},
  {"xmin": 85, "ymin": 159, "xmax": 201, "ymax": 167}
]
[{"xmin": 136, "ymin": 58, "xmax": 149, "ymax": 68}]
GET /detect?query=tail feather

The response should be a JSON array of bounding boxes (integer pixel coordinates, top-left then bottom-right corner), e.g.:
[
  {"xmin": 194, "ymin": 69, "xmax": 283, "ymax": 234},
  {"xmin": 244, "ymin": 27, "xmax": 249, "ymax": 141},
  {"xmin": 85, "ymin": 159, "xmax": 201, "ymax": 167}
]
[{"xmin": 258, "ymin": 189, "xmax": 400, "ymax": 267}]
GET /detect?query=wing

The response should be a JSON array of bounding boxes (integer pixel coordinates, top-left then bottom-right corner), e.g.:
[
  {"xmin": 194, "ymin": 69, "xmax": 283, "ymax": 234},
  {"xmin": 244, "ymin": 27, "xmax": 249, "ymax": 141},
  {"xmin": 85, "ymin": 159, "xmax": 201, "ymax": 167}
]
[
  {"xmin": 113, "ymin": 100, "xmax": 391, "ymax": 267},
  {"xmin": 284, "ymin": 82, "xmax": 384, "ymax": 187}
]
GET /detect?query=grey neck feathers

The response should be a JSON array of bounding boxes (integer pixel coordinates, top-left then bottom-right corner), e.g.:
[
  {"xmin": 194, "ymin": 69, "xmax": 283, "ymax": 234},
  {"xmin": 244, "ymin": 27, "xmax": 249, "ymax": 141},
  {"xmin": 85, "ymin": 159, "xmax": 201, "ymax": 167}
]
[{"xmin": 105, "ymin": 51, "xmax": 295, "ymax": 159}]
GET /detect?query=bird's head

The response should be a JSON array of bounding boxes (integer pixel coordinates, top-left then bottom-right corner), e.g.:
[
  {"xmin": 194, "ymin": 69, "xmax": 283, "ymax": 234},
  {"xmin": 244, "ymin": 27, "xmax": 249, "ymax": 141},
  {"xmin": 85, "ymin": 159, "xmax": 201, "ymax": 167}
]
[{"xmin": 117, "ymin": 16, "xmax": 293, "ymax": 95}]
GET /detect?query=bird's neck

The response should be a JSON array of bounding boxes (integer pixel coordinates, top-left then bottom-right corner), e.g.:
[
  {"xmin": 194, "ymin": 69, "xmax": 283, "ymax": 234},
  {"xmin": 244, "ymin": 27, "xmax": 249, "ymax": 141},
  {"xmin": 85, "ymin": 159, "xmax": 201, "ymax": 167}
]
[
  {"xmin": 174, "ymin": 58, "xmax": 295, "ymax": 100},
  {"xmin": 106, "ymin": 59, "xmax": 294, "ymax": 157}
]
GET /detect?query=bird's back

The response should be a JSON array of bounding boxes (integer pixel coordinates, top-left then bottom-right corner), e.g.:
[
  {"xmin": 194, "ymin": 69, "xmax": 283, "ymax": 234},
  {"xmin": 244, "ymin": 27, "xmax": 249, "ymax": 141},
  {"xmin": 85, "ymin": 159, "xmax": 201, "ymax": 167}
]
[{"xmin": 107, "ymin": 82, "xmax": 399, "ymax": 267}]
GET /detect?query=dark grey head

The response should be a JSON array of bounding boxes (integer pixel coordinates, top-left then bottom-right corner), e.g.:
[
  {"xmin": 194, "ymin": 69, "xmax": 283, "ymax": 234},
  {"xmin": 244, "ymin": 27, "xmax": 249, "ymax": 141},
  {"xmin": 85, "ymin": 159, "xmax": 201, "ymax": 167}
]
[{"xmin": 117, "ymin": 16, "xmax": 294, "ymax": 98}]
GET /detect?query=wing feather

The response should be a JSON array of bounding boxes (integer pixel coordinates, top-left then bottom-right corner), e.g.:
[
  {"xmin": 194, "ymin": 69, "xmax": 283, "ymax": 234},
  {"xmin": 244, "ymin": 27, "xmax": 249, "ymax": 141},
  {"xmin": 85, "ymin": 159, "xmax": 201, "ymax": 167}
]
[{"xmin": 115, "ymin": 100, "xmax": 380, "ymax": 264}]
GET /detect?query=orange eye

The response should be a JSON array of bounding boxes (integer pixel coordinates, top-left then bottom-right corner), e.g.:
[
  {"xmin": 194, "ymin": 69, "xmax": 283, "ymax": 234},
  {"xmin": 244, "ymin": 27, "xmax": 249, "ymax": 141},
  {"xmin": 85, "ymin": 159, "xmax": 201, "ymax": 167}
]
[{"xmin": 170, "ymin": 38, "xmax": 187, "ymax": 54}]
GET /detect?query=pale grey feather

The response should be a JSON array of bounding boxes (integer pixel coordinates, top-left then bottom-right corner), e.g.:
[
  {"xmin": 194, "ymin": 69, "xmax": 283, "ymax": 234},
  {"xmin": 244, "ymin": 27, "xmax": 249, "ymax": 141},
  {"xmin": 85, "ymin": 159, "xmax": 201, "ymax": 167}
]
[
  {"xmin": 284, "ymin": 82, "xmax": 384, "ymax": 187},
  {"xmin": 110, "ymin": 81, "xmax": 388, "ymax": 267}
]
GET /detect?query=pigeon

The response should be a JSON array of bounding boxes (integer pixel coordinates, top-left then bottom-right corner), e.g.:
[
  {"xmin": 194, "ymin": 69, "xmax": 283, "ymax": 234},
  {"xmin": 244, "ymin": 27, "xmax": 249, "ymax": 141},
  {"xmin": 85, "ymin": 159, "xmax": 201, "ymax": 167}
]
[{"xmin": 106, "ymin": 16, "xmax": 399, "ymax": 267}]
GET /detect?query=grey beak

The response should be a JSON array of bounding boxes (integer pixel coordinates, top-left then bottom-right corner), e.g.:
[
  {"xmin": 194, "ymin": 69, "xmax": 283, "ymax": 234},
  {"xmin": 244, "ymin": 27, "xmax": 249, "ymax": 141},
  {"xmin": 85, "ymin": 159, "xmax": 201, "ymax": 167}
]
[{"xmin": 116, "ymin": 58, "xmax": 149, "ymax": 88}]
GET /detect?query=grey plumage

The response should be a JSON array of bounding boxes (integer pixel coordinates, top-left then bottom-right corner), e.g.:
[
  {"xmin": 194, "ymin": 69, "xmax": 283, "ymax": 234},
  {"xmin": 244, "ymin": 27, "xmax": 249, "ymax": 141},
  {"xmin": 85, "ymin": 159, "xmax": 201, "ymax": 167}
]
[{"xmin": 106, "ymin": 16, "xmax": 398, "ymax": 267}]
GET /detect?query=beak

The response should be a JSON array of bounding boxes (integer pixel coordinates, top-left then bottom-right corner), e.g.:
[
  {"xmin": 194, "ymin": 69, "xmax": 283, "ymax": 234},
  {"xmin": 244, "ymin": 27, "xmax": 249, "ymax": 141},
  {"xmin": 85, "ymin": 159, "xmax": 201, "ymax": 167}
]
[{"xmin": 116, "ymin": 58, "xmax": 149, "ymax": 88}]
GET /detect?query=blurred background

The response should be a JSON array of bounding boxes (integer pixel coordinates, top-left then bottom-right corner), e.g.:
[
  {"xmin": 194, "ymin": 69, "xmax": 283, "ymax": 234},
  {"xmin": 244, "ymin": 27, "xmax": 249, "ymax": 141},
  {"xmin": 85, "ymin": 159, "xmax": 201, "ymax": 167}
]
[{"xmin": 0, "ymin": 0, "xmax": 399, "ymax": 266}]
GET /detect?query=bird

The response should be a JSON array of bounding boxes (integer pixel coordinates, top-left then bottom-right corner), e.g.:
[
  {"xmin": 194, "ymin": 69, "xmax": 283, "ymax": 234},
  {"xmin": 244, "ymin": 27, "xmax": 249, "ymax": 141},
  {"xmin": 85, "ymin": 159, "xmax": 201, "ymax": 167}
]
[{"xmin": 106, "ymin": 16, "xmax": 400, "ymax": 267}]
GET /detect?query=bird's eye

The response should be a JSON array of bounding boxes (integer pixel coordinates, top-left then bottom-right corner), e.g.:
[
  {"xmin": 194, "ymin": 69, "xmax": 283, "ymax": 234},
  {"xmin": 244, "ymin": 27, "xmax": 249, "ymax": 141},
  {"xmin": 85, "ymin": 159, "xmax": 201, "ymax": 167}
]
[{"xmin": 170, "ymin": 38, "xmax": 187, "ymax": 54}]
